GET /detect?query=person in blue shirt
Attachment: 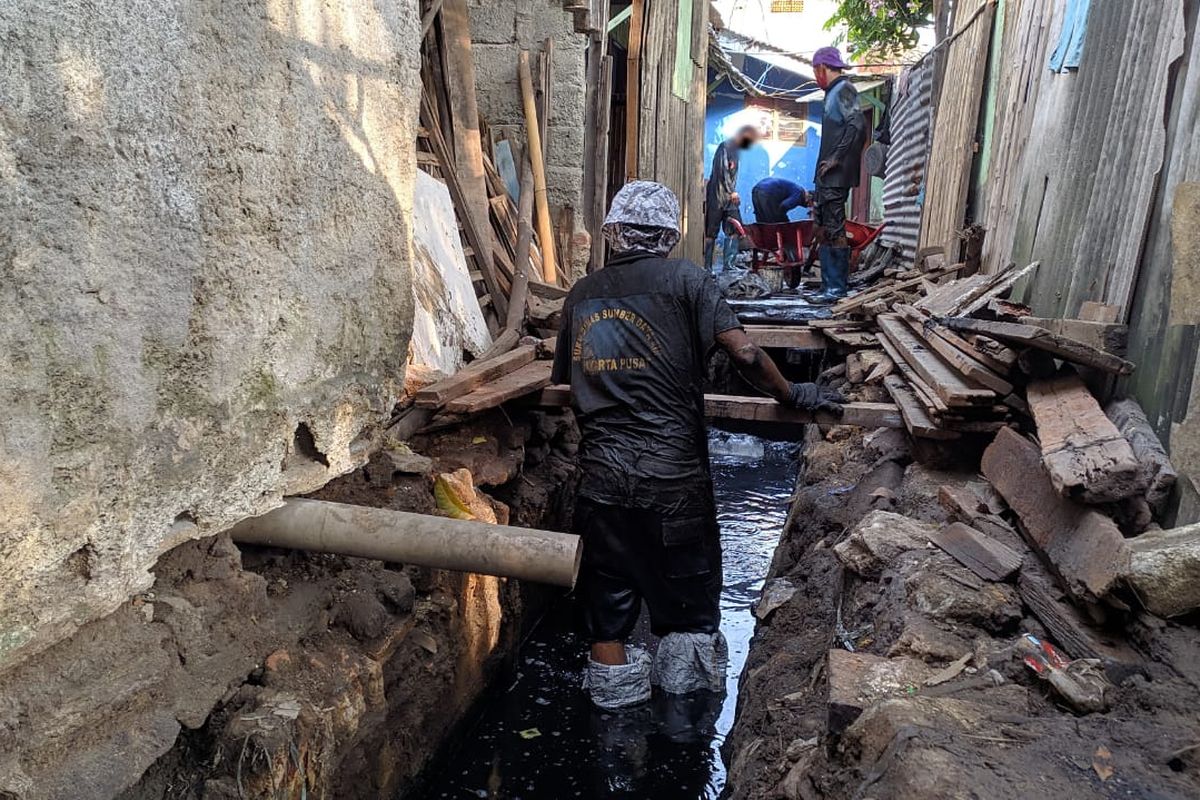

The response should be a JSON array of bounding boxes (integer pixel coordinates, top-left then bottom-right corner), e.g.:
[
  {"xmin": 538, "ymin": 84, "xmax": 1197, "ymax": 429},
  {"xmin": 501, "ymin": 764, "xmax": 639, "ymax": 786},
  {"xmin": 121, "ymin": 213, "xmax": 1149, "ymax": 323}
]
[{"xmin": 750, "ymin": 177, "xmax": 811, "ymax": 224}]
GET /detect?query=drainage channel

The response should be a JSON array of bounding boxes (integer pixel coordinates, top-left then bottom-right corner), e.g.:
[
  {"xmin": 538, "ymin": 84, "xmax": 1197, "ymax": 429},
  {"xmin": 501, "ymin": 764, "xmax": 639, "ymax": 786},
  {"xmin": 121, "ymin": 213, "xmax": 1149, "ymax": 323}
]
[{"xmin": 411, "ymin": 431, "xmax": 798, "ymax": 799}]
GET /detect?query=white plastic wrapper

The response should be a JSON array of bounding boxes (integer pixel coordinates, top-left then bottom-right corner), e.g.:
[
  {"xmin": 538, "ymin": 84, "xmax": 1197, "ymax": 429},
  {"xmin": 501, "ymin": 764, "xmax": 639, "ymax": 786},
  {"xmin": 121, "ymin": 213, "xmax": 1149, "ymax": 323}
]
[
  {"xmin": 582, "ymin": 646, "xmax": 653, "ymax": 709},
  {"xmin": 652, "ymin": 632, "xmax": 729, "ymax": 694}
]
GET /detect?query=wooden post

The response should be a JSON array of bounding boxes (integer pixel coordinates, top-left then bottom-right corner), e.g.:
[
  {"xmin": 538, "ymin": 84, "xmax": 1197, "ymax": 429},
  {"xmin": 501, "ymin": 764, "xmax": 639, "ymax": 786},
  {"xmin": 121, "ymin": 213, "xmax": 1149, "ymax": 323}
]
[
  {"xmin": 518, "ymin": 49, "xmax": 559, "ymax": 284},
  {"xmin": 507, "ymin": 161, "xmax": 536, "ymax": 332},
  {"xmin": 441, "ymin": 0, "xmax": 506, "ymax": 320},
  {"xmin": 624, "ymin": 0, "xmax": 644, "ymax": 182},
  {"xmin": 590, "ymin": 54, "xmax": 613, "ymax": 272}
]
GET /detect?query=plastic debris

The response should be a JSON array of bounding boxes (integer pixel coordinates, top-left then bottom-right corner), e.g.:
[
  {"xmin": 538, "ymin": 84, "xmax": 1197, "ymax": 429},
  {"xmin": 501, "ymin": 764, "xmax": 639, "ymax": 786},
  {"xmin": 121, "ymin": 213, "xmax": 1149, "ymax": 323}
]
[{"xmin": 1017, "ymin": 633, "xmax": 1113, "ymax": 714}]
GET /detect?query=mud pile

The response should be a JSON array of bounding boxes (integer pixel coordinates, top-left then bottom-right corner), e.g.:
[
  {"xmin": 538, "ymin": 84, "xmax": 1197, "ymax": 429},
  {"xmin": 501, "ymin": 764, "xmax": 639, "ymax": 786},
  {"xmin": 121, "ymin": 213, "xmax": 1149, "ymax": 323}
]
[
  {"xmin": 723, "ymin": 425, "xmax": 1200, "ymax": 800},
  {"xmin": 0, "ymin": 408, "xmax": 578, "ymax": 800}
]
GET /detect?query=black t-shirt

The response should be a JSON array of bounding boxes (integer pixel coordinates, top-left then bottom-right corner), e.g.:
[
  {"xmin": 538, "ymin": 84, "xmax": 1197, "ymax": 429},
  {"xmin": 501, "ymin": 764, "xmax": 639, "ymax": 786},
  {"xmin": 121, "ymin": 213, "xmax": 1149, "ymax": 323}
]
[{"xmin": 552, "ymin": 252, "xmax": 743, "ymax": 512}]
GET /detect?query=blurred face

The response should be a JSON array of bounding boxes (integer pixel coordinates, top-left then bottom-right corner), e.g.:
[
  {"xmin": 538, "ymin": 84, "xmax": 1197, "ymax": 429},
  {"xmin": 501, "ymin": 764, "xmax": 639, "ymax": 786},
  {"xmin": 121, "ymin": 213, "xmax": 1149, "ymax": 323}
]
[
  {"xmin": 736, "ymin": 128, "xmax": 759, "ymax": 150},
  {"xmin": 815, "ymin": 64, "xmax": 832, "ymax": 90}
]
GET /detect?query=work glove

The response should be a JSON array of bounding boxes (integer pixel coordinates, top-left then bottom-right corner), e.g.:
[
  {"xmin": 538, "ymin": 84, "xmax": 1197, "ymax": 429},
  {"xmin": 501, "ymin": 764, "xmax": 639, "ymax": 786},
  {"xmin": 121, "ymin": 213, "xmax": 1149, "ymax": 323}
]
[{"xmin": 787, "ymin": 382, "xmax": 847, "ymax": 416}]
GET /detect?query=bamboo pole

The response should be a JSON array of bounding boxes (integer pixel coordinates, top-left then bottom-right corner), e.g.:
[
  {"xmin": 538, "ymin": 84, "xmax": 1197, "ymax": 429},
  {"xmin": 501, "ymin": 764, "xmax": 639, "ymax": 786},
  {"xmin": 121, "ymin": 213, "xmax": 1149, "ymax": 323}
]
[
  {"xmin": 624, "ymin": 0, "xmax": 644, "ymax": 183},
  {"xmin": 517, "ymin": 49, "xmax": 559, "ymax": 284}
]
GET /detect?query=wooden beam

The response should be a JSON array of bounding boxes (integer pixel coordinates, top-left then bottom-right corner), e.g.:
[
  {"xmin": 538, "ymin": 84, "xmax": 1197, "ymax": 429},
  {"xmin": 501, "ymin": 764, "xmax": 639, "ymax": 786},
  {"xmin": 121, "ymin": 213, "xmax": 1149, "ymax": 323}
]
[
  {"xmin": 981, "ymin": 426, "xmax": 1131, "ymax": 603},
  {"xmin": 1026, "ymin": 372, "xmax": 1145, "ymax": 503},
  {"xmin": 441, "ymin": 0, "xmax": 504, "ymax": 319},
  {"xmin": 896, "ymin": 306, "xmax": 1013, "ymax": 395},
  {"xmin": 744, "ymin": 326, "xmax": 826, "ymax": 349},
  {"xmin": 414, "ymin": 346, "xmax": 537, "ymax": 408},
  {"xmin": 927, "ymin": 522, "xmax": 1021, "ymax": 582},
  {"xmin": 446, "ymin": 360, "xmax": 554, "ymax": 414},
  {"xmin": 624, "ymin": 0, "xmax": 645, "ymax": 182},
  {"xmin": 883, "ymin": 374, "xmax": 959, "ymax": 440},
  {"xmin": 944, "ymin": 319, "xmax": 1135, "ymax": 375},
  {"xmin": 877, "ymin": 315, "xmax": 996, "ymax": 407},
  {"xmin": 534, "ymin": 386, "xmax": 904, "ymax": 429},
  {"xmin": 1019, "ymin": 317, "xmax": 1128, "ymax": 355}
]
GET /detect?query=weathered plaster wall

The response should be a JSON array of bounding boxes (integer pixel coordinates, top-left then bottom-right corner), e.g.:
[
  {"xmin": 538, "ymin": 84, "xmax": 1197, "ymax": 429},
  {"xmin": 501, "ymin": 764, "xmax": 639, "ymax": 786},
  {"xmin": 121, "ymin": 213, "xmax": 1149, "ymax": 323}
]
[
  {"xmin": 467, "ymin": 0, "xmax": 588, "ymax": 213},
  {"xmin": 0, "ymin": 0, "xmax": 420, "ymax": 674}
]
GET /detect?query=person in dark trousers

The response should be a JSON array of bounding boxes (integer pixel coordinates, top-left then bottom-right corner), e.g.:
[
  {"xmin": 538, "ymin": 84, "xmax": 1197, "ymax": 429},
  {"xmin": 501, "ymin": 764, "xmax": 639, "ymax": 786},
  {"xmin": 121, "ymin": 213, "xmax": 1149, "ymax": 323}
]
[
  {"xmin": 704, "ymin": 125, "xmax": 759, "ymax": 272},
  {"xmin": 553, "ymin": 180, "xmax": 846, "ymax": 710},
  {"xmin": 811, "ymin": 46, "xmax": 867, "ymax": 302},
  {"xmin": 750, "ymin": 177, "xmax": 811, "ymax": 224}
]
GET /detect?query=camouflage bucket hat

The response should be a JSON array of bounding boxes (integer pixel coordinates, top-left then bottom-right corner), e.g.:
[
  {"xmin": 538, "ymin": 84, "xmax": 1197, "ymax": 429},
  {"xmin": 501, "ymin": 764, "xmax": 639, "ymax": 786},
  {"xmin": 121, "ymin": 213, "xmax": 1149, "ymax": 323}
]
[
  {"xmin": 604, "ymin": 181, "xmax": 682, "ymax": 232},
  {"xmin": 602, "ymin": 181, "xmax": 682, "ymax": 256}
]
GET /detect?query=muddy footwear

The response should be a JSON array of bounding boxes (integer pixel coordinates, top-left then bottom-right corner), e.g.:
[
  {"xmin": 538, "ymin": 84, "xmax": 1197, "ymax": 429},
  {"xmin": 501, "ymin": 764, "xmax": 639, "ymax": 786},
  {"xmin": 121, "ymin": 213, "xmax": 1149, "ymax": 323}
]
[
  {"xmin": 583, "ymin": 646, "xmax": 653, "ymax": 709},
  {"xmin": 821, "ymin": 245, "xmax": 851, "ymax": 298},
  {"xmin": 651, "ymin": 631, "xmax": 729, "ymax": 694}
]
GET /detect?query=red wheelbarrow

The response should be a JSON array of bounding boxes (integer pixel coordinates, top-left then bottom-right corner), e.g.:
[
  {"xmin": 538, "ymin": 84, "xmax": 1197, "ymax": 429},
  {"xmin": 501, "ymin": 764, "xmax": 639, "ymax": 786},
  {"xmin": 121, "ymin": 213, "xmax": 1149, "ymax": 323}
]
[{"xmin": 728, "ymin": 218, "xmax": 889, "ymax": 285}]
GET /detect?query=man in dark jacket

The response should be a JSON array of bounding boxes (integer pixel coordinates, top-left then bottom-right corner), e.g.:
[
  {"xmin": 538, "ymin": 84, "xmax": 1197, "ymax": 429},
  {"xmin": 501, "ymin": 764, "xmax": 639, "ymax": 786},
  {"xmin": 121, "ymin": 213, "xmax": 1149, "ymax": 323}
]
[
  {"xmin": 704, "ymin": 125, "xmax": 759, "ymax": 272},
  {"xmin": 811, "ymin": 46, "xmax": 867, "ymax": 302},
  {"xmin": 553, "ymin": 181, "xmax": 845, "ymax": 709}
]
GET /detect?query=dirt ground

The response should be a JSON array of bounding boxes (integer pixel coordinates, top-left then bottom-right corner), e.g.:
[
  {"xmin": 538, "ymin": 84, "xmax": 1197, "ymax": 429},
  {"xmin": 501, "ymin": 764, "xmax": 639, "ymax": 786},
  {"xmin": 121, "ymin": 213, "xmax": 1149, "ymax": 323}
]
[
  {"xmin": 0, "ymin": 407, "xmax": 579, "ymax": 800},
  {"xmin": 722, "ymin": 424, "xmax": 1200, "ymax": 800}
]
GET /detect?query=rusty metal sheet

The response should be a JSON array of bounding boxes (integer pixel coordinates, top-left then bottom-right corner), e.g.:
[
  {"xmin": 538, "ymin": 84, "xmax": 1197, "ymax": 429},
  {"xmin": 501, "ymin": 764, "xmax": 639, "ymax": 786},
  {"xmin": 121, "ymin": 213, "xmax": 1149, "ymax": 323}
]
[{"xmin": 881, "ymin": 48, "xmax": 942, "ymax": 264}]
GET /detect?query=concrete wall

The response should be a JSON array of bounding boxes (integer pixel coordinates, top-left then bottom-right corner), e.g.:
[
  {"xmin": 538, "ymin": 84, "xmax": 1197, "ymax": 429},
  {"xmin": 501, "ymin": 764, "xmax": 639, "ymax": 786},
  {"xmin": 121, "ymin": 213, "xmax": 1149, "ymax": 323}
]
[
  {"xmin": 0, "ymin": 0, "xmax": 421, "ymax": 674},
  {"xmin": 467, "ymin": 0, "xmax": 588, "ymax": 213}
]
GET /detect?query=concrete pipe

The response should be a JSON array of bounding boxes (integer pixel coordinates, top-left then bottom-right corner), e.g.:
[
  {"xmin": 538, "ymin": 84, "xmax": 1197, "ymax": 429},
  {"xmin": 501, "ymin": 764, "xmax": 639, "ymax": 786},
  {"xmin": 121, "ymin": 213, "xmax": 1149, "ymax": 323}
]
[{"xmin": 230, "ymin": 498, "xmax": 582, "ymax": 588}]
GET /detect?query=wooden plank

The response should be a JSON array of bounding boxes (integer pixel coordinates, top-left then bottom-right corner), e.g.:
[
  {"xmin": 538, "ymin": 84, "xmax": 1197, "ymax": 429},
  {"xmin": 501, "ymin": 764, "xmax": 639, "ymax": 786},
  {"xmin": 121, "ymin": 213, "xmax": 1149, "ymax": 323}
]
[
  {"xmin": 744, "ymin": 326, "xmax": 826, "ymax": 349},
  {"xmin": 1019, "ymin": 317, "xmax": 1128, "ymax": 355},
  {"xmin": 981, "ymin": 426, "xmax": 1131, "ymax": 602},
  {"xmin": 877, "ymin": 315, "xmax": 996, "ymax": 407},
  {"xmin": 928, "ymin": 323, "xmax": 1016, "ymax": 375},
  {"xmin": 446, "ymin": 360, "xmax": 554, "ymax": 414},
  {"xmin": 1079, "ymin": 301, "xmax": 1120, "ymax": 324},
  {"xmin": 943, "ymin": 318, "xmax": 1135, "ymax": 375},
  {"xmin": 876, "ymin": 331, "xmax": 949, "ymax": 414},
  {"xmin": 896, "ymin": 306, "xmax": 1013, "ymax": 395},
  {"xmin": 414, "ymin": 346, "xmax": 536, "ymax": 408},
  {"xmin": 937, "ymin": 484, "xmax": 1026, "ymax": 553},
  {"xmin": 927, "ymin": 522, "xmax": 1021, "ymax": 582},
  {"xmin": 441, "ymin": 0, "xmax": 503, "ymax": 319},
  {"xmin": 822, "ymin": 330, "xmax": 878, "ymax": 350},
  {"xmin": 956, "ymin": 261, "xmax": 1039, "ymax": 316},
  {"xmin": 831, "ymin": 264, "xmax": 961, "ymax": 315},
  {"xmin": 1026, "ymin": 372, "xmax": 1145, "ymax": 503},
  {"xmin": 534, "ymin": 387, "xmax": 905, "ymax": 429},
  {"xmin": 913, "ymin": 273, "xmax": 991, "ymax": 316},
  {"xmin": 884, "ymin": 374, "xmax": 959, "ymax": 440}
]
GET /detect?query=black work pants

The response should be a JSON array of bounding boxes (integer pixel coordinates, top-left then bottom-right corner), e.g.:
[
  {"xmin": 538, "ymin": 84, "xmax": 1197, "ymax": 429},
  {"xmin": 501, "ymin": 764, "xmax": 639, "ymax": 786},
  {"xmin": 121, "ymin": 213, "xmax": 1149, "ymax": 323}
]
[
  {"xmin": 574, "ymin": 497, "xmax": 722, "ymax": 642},
  {"xmin": 751, "ymin": 187, "xmax": 790, "ymax": 224},
  {"xmin": 814, "ymin": 185, "xmax": 851, "ymax": 242}
]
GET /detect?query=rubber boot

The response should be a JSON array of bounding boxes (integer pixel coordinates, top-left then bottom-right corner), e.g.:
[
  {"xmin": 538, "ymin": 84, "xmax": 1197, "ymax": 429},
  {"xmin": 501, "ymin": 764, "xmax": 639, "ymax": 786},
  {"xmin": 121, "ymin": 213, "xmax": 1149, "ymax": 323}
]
[
  {"xmin": 811, "ymin": 244, "xmax": 836, "ymax": 303},
  {"xmin": 720, "ymin": 232, "xmax": 740, "ymax": 272},
  {"xmin": 827, "ymin": 246, "xmax": 851, "ymax": 298},
  {"xmin": 703, "ymin": 238, "xmax": 716, "ymax": 273}
]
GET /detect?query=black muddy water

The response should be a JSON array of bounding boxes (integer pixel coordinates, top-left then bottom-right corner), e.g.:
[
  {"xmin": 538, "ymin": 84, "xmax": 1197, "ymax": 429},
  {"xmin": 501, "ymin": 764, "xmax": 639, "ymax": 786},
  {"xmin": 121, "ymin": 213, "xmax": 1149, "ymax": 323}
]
[{"xmin": 412, "ymin": 432, "xmax": 797, "ymax": 800}]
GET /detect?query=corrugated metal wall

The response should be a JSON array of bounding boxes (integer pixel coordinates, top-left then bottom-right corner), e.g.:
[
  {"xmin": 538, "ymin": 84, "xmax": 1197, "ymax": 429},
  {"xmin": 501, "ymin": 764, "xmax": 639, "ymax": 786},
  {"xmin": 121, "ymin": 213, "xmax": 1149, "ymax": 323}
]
[
  {"xmin": 1000, "ymin": 0, "xmax": 1187, "ymax": 318},
  {"xmin": 881, "ymin": 49, "xmax": 941, "ymax": 263}
]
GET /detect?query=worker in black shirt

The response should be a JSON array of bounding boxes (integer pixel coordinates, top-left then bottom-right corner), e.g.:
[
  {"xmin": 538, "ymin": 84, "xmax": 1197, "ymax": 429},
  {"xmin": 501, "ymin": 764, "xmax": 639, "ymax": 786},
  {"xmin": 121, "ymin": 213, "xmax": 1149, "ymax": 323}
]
[
  {"xmin": 553, "ymin": 181, "xmax": 846, "ymax": 709},
  {"xmin": 811, "ymin": 46, "xmax": 867, "ymax": 302},
  {"xmin": 703, "ymin": 125, "xmax": 759, "ymax": 272}
]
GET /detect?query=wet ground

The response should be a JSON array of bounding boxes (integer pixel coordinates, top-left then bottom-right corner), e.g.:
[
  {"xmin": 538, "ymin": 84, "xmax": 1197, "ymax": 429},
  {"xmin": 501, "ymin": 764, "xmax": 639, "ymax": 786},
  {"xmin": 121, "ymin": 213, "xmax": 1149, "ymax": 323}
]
[{"xmin": 411, "ymin": 433, "xmax": 798, "ymax": 800}]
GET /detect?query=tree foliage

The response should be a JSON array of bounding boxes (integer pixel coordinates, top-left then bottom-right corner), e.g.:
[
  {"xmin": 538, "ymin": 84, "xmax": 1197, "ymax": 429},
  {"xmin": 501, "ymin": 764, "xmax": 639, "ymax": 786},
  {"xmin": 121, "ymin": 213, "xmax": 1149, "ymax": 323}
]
[{"xmin": 825, "ymin": 0, "xmax": 934, "ymax": 59}]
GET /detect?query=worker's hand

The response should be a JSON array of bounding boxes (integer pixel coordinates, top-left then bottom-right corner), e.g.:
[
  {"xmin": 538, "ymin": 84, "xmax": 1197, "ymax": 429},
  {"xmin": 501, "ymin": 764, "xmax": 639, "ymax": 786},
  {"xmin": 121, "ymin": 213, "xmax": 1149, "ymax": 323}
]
[
  {"xmin": 729, "ymin": 191, "xmax": 741, "ymax": 205},
  {"xmin": 817, "ymin": 160, "xmax": 839, "ymax": 179},
  {"xmin": 786, "ymin": 382, "xmax": 846, "ymax": 416}
]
